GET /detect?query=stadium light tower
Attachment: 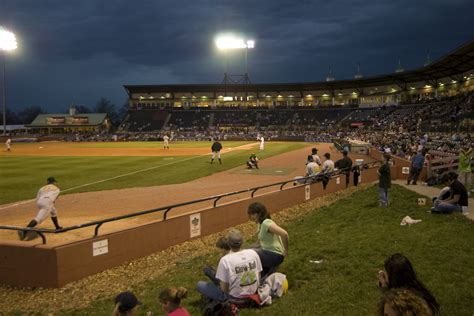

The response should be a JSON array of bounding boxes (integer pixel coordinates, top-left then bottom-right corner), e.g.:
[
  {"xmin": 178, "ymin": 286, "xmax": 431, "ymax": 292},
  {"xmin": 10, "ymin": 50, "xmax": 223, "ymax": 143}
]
[
  {"xmin": 0, "ymin": 26, "xmax": 17, "ymax": 135},
  {"xmin": 215, "ymin": 34, "xmax": 255, "ymax": 84}
]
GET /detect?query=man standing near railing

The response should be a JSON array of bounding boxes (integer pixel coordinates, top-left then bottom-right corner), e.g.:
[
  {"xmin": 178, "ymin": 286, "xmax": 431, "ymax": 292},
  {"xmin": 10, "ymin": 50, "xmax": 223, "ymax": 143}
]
[
  {"xmin": 458, "ymin": 145, "xmax": 472, "ymax": 193},
  {"xmin": 407, "ymin": 150, "xmax": 425, "ymax": 185}
]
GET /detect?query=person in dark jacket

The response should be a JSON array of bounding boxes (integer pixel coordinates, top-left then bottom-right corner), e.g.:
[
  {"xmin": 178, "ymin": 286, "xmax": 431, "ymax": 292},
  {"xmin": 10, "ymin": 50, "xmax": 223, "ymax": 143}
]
[
  {"xmin": 335, "ymin": 150, "xmax": 353, "ymax": 188},
  {"xmin": 378, "ymin": 153, "xmax": 391, "ymax": 207},
  {"xmin": 210, "ymin": 141, "xmax": 223, "ymax": 164}
]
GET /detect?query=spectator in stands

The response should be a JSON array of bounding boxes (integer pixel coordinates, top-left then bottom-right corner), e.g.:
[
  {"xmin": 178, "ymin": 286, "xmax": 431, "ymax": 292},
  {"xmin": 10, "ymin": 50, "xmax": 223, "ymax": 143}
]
[
  {"xmin": 378, "ymin": 153, "xmax": 391, "ymax": 207},
  {"xmin": 246, "ymin": 153, "xmax": 259, "ymax": 169},
  {"xmin": 335, "ymin": 150, "xmax": 353, "ymax": 188},
  {"xmin": 113, "ymin": 291, "xmax": 141, "ymax": 316},
  {"xmin": 431, "ymin": 171, "xmax": 468, "ymax": 214},
  {"xmin": 196, "ymin": 229, "xmax": 262, "ymax": 302},
  {"xmin": 377, "ymin": 253, "xmax": 439, "ymax": 315},
  {"xmin": 377, "ymin": 288, "xmax": 432, "ymax": 316},
  {"xmin": 407, "ymin": 150, "xmax": 426, "ymax": 185},
  {"xmin": 203, "ymin": 236, "xmax": 231, "ymax": 285},
  {"xmin": 158, "ymin": 287, "xmax": 190, "ymax": 316},
  {"xmin": 247, "ymin": 202, "xmax": 289, "ymax": 279},
  {"xmin": 457, "ymin": 145, "xmax": 472, "ymax": 191}
]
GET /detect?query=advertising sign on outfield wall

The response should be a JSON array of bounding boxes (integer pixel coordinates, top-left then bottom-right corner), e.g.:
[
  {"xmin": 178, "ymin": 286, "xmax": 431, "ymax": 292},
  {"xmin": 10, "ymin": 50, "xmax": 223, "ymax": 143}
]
[{"xmin": 190, "ymin": 213, "xmax": 201, "ymax": 238}]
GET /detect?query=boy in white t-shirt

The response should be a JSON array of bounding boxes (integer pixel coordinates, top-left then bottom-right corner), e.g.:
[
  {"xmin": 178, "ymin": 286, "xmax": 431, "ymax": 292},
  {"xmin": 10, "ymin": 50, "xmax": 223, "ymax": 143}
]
[{"xmin": 197, "ymin": 229, "xmax": 262, "ymax": 301}]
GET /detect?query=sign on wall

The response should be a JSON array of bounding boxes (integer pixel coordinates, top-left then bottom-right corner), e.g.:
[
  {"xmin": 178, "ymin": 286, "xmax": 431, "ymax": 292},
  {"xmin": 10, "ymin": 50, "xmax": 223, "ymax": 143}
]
[
  {"xmin": 305, "ymin": 185, "xmax": 311, "ymax": 201},
  {"xmin": 190, "ymin": 213, "xmax": 201, "ymax": 238},
  {"xmin": 92, "ymin": 239, "xmax": 108, "ymax": 256},
  {"xmin": 402, "ymin": 167, "xmax": 410, "ymax": 175},
  {"xmin": 336, "ymin": 177, "xmax": 340, "ymax": 185}
]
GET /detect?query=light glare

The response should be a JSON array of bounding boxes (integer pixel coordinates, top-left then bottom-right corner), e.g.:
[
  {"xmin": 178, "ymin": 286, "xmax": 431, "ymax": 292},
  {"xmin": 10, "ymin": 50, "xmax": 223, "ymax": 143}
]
[
  {"xmin": 0, "ymin": 27, "xmax": 17, "ymax": 51},
  {"xmin": 215, "ymin": 34, "xmax": 255, "ymax": 50}
]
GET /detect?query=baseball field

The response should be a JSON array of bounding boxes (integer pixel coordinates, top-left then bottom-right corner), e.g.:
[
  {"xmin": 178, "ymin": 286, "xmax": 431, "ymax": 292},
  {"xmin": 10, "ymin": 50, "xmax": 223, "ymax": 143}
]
[
  {"xmin": 0, "ymin": 140, "xmax": 314, "ymax": 244},
  {"xmin": 0, "ymin": 141, "xmax": 473, "ymax": 315}
]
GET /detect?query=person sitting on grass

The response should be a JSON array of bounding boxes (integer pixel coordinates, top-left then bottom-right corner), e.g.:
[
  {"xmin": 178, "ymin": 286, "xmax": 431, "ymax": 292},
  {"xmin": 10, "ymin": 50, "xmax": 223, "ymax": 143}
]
[
  {"xmin": 247, "ymin": 202, "xmax": 289, "ymax": 280},
  {"xmin": 377, "ymin": 253, "xmax": 440, "ymax": 315},
  {"xmin": 203, "ymin": 236, "xmax": 231, "ymax": 285},
  {"xmin": 196, "ymin": 229, "xmax": 262, "ymax": 302},
  {"xmin": 113, "ymin": 291, "xmax": 141, "ymax": 316},
  {"xmin": 377, "ymin": 288, "xmax": 432, "ymax": 316},
  {"xmin": 247, "ymin": 153, "xmax": 259, "ymax": 169},
  {"xmin": 431, "ymin": 171, "xmax": 468, "ymax": 214},
  {"xmin": 158, "ymin": 287, "xmax": 190, "ymax": 316}
]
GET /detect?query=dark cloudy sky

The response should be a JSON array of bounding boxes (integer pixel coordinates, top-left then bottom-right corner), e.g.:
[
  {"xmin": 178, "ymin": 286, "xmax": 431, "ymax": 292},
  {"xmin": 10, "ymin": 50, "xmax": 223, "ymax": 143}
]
[{"xmin": 1, "ymin": 0, "xmax": 473, "ymax": 113}]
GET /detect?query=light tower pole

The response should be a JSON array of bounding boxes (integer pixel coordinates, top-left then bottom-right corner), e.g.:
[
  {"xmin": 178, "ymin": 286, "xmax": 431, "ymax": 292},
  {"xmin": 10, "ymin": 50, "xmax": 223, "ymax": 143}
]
[
  {"xmin": 215, "ymin": 34, "xmax": 255, "ymax": 84},
  {"xmin": 0, "ymin": 26, "xmax": 18, "ymax": 135}
]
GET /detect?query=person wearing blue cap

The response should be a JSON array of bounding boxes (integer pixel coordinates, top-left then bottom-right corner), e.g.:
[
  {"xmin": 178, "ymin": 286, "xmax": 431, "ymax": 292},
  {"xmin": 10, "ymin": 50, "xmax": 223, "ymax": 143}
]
[
  {"xmin": 113, "ymin": 291, "xmax": 141, "ymax": 316},
  {"xmin": 17, "ymin": 177, "xmax": 62, "ymax": 241}
]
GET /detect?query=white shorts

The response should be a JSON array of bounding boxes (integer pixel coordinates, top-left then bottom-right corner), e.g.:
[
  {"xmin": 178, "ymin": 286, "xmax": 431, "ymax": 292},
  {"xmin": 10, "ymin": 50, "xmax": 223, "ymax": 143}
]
[
  {"xmin": 35, "ymin": 199, "xmax": 57, "ymax": 224},
  {"xmin": 212, "ymin": 151, "xmax": 221, "ymax": 159}
]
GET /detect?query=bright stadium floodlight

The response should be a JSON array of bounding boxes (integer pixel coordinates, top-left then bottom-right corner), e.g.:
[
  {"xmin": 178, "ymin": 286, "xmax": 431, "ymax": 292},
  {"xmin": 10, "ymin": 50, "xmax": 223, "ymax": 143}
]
[
  {"xmin": 0, "ymin": 26, "xmax": 18, "ymax": 134},
  {"xmin": 215, "ymin": 33, "xmax": 255, "ymax": 84}
]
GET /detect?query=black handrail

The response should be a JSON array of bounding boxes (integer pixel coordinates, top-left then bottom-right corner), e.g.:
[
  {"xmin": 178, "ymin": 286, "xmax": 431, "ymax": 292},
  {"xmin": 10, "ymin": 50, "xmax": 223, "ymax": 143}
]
[{"xmin": 0, "ymin": 161, "xmax": 381, "ymax": 244}]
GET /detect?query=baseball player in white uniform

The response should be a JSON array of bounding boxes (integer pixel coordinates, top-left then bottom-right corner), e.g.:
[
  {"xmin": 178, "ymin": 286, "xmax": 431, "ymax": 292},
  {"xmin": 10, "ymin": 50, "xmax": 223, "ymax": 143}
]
[
  {"xmin": 5, "ymin": 138, "xmax": 11, "ymax": 151},
  {"xmin": 18, "ymin": 177, "xmax": 63, "ymax": 241},
  {"xmin": 258, "ymin": 136, "xmax": 265, "ymax": 151},
  {"xmin": 163, "ymin": 134, "xmax": 170, "ymax": 150}
]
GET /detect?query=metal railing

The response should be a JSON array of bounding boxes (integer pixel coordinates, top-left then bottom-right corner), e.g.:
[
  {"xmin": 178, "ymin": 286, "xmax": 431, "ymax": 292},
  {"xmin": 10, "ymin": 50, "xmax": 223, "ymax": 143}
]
[{"xmin": 0, "ymin": 161, "xmax": 381, "ymax": 244}]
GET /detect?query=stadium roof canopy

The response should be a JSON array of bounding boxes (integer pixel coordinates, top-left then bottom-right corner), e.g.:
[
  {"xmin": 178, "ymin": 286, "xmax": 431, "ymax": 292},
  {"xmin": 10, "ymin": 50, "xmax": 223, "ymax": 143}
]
[{"xmin": 124, "ymin": 39, "xmax": 474, "ymax": 94}]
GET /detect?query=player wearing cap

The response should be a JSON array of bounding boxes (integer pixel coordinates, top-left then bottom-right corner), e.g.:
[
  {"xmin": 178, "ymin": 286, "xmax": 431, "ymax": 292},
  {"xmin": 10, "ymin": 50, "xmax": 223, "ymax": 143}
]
[
  {"xmin": 18, "ymin": 177, "xmax": 63, "ymax": 241},
  {"xmin": 210, "ymin": 140, "xmax": 223, "ymax": 164},
  {"xmin": 197, "ymin": 228, "xmax": 262, "ymax": 301},
  {"xmin": 5, "ymin": 138, "xmax": 11, "ymax": 151},
  {"xmin": 246, "ymin": 153, "xmax": 259, "ymax": 169}
]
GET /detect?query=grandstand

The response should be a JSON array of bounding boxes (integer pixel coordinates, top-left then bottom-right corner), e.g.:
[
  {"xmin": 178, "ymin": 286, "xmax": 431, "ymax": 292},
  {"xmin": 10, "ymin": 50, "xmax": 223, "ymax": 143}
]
[{"xmin": 121, "ymin": 40, "xmax": 473, "ymax": 138}]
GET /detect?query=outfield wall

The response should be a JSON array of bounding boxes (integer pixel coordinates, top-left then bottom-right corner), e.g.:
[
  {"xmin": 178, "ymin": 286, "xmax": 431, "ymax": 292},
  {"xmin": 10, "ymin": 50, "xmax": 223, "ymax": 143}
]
[{"xmin": 0, "ymin": 167, "xmax": 380, "ymax": 288}]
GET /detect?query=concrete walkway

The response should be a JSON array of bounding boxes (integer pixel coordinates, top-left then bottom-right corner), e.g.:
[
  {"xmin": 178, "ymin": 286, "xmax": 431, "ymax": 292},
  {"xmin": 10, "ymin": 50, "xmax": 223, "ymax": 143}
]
[{"xmin": 393, "ymin": 180, "xmax": 473, "ymax": 220}]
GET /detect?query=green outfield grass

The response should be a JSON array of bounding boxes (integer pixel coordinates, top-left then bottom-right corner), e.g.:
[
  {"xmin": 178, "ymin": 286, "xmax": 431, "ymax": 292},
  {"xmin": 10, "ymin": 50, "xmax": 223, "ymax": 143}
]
[
  {"xmin": 58, "ymin": 185, "xmax": 474, "ymax": 315},
  {"xmin": 72, "ymin": 141, "xmax": 252, "ymax": 148},
  {"xmin": 0, "ymin": 142, "xmax": 308, "ymax": 205}
]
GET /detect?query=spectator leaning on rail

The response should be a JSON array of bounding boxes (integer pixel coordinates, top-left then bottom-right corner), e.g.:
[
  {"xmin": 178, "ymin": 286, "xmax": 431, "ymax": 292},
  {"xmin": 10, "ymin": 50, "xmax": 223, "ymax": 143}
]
[
  {"xmin": 431, "ymin": 171, "xmax": 468, "ymax": 214},
  {"xmin": 407, "ymin": 150, "xmax": 426, "ymax": 185},
  {"xmin": 334, "ymin": 150, "xmax": 353, "ymax": 188}
]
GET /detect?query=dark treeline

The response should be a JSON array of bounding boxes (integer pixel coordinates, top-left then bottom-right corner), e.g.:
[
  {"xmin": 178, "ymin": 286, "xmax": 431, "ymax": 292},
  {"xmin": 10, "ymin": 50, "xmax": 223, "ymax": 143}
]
[{"xmin": 0, "ymin": 97, "xmax": 128, "ymax": 127}]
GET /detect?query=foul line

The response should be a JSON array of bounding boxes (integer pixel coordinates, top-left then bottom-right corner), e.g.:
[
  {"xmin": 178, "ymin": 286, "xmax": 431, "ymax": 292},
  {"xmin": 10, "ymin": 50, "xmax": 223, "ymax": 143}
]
[
  {"xmin": 0, "ymin": 143, "xmax": 258, "ymax": 211},
  {"xmin": 0, "ymin": 154, "xmax": 206, "ymax": 211}
]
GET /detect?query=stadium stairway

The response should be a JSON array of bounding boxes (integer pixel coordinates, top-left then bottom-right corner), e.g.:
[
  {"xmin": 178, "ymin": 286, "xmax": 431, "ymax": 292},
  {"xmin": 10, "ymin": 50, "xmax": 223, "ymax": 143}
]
[{"xmin": 392, "ymin": 179, "xmax": 473, "ymax": 221}]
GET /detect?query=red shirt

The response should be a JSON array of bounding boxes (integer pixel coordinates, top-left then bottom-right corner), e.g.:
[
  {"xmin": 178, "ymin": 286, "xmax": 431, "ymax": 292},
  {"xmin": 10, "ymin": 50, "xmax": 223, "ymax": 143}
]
[{"xmin": 168, "ymin": 307, "xmax": 190, "ymax": 316}]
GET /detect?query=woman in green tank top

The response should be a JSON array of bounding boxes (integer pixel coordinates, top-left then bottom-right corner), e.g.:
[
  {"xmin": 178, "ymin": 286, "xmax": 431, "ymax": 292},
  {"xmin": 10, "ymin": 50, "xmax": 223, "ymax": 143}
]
[{"xmin": 248, "ymin": 202, "xmax": 289, "ymax": 279}]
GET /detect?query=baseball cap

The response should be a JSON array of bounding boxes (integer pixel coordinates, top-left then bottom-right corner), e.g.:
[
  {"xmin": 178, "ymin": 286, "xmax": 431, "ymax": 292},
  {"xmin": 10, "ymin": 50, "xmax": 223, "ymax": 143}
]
[
  {"xmin": 227, "ymin": 229, "xmax": 243, "ymax": 248},
  {"xmin": 47, "ymin": 177, "xmax": 57, "ymax": 184},
  {"xmin": 115, "ymin": 291, "xmax": 141, "ymax": 312}
]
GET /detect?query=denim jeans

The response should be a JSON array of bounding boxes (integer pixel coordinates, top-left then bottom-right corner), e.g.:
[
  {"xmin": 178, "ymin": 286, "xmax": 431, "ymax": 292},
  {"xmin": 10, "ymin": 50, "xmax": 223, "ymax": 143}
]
[
  {"xmin": 379, "ymin": 187, "xmax": 389, "ymax": 206},
  {"xmin": 196, "ymin": 281, "xmax": 232, "ymax": 302},
  {"xmin": 432, "ymin": 202, "xmax": 462, "ymax": 214},
  {"xmin": 253, "ymin": 248, "xmax": 284, "ymax": 280}
]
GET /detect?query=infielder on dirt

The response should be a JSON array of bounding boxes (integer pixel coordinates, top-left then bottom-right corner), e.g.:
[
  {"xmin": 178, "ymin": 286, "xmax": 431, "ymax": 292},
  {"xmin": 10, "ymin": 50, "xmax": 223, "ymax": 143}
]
[
  {"xmin": 163, "ymin": 134, "xmax": 170, "ymax": 150},
  {"xmin": 210, "ymin": 140, "xmax": 222, "ymax": 164},
  {"xmin": 5, "ymin": 138, "xmax": 11, "ymax": 151},
  {"xmin": 18, "ymin": 177, "xmax": 63, "ymax": 241}
]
